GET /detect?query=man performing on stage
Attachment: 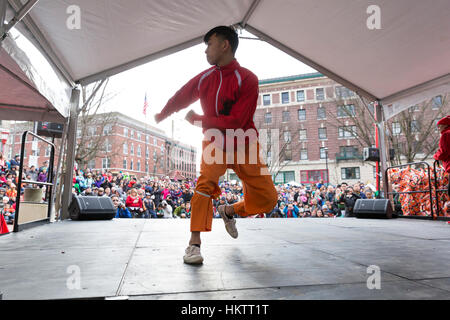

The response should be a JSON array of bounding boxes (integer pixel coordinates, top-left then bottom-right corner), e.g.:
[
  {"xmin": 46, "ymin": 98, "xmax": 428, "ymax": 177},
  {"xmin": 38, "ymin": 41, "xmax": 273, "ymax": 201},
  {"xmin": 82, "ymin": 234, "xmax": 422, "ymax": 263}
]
[{"xmin": 155, "ymin": 26, "xmax": 277, "ymax": 264}]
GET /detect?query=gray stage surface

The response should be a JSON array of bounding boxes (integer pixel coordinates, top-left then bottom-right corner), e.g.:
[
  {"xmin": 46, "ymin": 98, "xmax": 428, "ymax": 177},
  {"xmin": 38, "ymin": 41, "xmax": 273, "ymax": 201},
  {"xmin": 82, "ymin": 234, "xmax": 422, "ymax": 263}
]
[{"xmin": 0, "ymin": 217, "xmax": 450, "ymax": 300}]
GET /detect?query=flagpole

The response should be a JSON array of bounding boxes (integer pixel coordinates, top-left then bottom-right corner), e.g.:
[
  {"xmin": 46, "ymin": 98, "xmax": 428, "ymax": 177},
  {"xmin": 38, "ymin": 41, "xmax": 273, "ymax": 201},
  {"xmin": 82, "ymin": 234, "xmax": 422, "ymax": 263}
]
[{"xmin": 144, "ymin": 92, "xmax": 149, "ymax": 179}]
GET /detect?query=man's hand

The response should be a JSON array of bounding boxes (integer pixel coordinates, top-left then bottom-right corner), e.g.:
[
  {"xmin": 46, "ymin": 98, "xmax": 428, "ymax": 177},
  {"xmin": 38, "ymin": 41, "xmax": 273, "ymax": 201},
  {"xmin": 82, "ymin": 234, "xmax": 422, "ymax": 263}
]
[
  {"xmin": 185, "ymin": 110, "xmax": 200, "ymax": 125},
  {"xmin": 154, "ymin": 112, "xmax": 164, "ymax": 124}
]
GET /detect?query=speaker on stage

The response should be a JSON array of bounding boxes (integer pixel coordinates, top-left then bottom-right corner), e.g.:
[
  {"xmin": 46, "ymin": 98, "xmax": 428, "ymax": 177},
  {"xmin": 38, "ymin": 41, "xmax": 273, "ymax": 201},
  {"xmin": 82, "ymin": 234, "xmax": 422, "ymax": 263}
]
[
  {"xmin": 354, "ymin": 199, "xmax": 397, "ymax": 219},
  {"xmin": 69, "ymin": 195, "xmax": 115, "ymax": 220}
]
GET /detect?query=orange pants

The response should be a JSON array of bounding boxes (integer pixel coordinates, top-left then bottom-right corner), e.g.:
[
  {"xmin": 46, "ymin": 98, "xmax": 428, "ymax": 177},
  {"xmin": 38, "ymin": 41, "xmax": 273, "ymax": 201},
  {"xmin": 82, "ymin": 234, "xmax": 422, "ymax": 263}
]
[{"xmin": 190, "ymin": 140, "xmax": 278, "ymax": 232}]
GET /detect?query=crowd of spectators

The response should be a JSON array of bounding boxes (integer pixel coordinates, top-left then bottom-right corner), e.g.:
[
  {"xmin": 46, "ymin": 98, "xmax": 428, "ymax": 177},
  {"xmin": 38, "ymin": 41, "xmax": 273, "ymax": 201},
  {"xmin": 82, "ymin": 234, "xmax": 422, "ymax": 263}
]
[
  {"xmin": 72, "ymin": 167, "xmax": 379, "ymax": 220},
  {"xmin": 0, "ymin": 153, "xmax": 49, "ymax": 226},
  {"xmin": 1, "ymin": 149, "xmax": 381, "ymax": 225}
]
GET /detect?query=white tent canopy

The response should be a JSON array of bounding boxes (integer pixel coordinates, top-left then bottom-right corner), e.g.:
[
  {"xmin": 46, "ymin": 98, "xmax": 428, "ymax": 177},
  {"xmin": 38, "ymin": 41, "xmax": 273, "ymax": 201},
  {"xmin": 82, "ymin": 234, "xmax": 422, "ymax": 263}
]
[
  {"xmin": 0, "ymin": 36, "xmax": 69, "ymax": 122},
  {"xmin": 4, "ymin": 0, "xmax": 450, "ymax": 120}
]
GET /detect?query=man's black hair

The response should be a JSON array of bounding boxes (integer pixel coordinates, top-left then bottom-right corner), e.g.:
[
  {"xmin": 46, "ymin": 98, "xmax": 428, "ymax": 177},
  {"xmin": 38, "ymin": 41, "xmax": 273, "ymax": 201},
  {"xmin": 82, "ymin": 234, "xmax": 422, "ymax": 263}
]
[{"xmin": 204, "ymin": 26, "xmax": 239, "ymax": 54}]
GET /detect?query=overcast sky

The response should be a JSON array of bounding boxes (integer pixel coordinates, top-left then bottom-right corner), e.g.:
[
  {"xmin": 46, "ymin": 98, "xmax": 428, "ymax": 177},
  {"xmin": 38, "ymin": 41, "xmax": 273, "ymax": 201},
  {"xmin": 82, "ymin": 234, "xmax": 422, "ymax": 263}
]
[{"xmin": 101, "ymin": 30, "xmax": 316, "ymax": 169}]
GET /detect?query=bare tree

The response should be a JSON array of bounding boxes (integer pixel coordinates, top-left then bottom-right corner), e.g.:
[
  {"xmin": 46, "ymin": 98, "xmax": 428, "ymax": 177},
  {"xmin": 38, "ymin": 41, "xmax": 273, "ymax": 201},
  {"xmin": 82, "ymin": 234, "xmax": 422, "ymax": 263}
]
[
  {"xmin": 255, "ymin": 117, "xmax": 298, "ymax": 180},
  {"xmin": 385, "ymin": 95, "xmax": 449, "ymax": 164},
  {"xmin": 326, "ymin": 88, "xmax": 449, "ymax": 166},
  {"xmin": 75, "ymin": 79, "xmax": 119, "ymax": 170}
]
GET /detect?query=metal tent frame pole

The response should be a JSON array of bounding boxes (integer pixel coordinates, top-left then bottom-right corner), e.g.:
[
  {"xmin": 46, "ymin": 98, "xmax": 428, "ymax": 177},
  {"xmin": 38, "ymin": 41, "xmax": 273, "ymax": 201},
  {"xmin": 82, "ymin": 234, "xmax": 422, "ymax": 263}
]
[
  {"xmin": 60, "ymin": 88, "xmax": 80, "ymax": 220},
  {"xmin": 0, "ymin": 0, "xmax": 39, "ymax": 42},
  {"xmin": 375, "ymin": 101, "xmax": 389, "ymax": 199}
]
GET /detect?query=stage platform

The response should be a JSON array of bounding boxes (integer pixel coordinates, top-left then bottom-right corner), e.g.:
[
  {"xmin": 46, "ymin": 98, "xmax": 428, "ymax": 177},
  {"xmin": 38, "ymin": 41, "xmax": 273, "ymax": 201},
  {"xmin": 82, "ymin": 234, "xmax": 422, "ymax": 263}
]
[{"xmin": 1, "ymin": 217, "xmax": 450, "ymax": 300}]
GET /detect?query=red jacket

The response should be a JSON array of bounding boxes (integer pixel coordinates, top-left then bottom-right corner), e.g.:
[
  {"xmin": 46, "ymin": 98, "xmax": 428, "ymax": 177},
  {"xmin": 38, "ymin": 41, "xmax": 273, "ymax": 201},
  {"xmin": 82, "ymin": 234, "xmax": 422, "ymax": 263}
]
[
  {"xmin": 159, "ymin": 59, "xmax": 259, "ymax": 149},
  {"xmin": 434, "ymin": 126, "xmax": 450, "ymax": 173},
  {"xmin": 126, "ymin": 195, "xmax": 143, "ymax": 209}
]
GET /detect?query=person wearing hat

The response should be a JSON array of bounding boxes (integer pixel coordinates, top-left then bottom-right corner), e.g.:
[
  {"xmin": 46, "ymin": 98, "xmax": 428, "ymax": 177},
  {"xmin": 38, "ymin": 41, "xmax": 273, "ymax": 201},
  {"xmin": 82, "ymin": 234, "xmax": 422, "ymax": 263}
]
[
  {"xmin": 434, "ymin": 115, "xmax": 450, "ymax": 195},
  {"xmin": 9, "ymin": 154, "xmax": 20, "ymax": 168},
  {"xmin": 144, "ymin": 193, "xmax": 156, "ymax": 218}
]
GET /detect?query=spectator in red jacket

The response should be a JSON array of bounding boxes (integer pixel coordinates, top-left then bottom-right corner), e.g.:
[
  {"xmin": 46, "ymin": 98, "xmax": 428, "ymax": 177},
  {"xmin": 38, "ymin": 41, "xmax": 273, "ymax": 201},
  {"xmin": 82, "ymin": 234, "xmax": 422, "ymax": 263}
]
[
  {"xmin": 126, "ymin": 188, "xmax": 144, "ymax": 217},
  {"xmin": 434, "ymin": 115, "xmax": 450, "ymax": 195}
]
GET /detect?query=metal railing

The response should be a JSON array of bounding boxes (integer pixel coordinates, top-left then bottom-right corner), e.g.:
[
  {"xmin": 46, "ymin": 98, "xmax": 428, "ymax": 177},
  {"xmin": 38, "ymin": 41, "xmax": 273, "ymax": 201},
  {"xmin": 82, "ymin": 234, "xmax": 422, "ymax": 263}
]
[
  {"xmin": 13, "ymin": 131, "xmax": 55, "ymax": 232},
  {"xmin": 433, "ymin": 160, "xmax": 449, "ymax": 217},
  {"xmin": 384, "ymin": 161, "xmax": 436, "ymax": 219}
]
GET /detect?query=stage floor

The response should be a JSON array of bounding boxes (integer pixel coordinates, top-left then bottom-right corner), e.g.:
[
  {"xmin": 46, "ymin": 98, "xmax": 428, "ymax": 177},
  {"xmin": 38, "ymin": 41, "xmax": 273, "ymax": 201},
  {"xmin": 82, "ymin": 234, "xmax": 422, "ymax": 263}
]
[{"xmin": 1, "ymin": 217, "xmax": 450, "ymax": 300}]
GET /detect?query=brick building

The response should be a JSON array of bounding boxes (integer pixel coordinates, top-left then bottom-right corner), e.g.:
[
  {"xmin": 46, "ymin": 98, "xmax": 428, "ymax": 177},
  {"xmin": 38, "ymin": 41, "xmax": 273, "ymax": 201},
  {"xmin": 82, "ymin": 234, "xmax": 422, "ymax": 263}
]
[
  {"xmin": 1, "ymin": 112, "xmax": 197, "ymax": 179},
  {"xmin": 223, "ymin": 72, "xmax": 374, "ymax": 186}
]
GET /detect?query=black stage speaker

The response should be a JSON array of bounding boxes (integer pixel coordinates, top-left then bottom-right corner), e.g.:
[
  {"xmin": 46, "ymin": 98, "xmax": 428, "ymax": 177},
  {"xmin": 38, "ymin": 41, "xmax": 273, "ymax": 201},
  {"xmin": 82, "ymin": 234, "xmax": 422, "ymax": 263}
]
[
  {"xmin": 37, "ymin": 122, "xmax": 64, "ymax": 138},
  {"xmin": 363, "ymin": 147, "xmax": 380, "ymax": 162},
  {"xmin": 69, "ymin": 195, "xmax": 115, "ymax": 220},
  {"xmin": 354, "ymin": 199, "xmax": 397, "ymax": 219}
]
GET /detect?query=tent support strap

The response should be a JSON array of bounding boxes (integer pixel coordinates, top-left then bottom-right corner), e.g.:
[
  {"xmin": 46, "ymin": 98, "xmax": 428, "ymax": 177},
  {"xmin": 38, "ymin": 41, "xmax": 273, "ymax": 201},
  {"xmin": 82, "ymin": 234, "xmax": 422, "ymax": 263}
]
[{"xmin": 61, "ymin": 88, "xmax": 80, "ymax": 220}]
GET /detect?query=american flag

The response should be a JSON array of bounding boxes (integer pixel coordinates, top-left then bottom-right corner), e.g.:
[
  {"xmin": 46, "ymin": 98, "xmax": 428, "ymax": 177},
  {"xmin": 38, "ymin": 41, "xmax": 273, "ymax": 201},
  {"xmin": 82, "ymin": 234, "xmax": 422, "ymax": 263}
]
[{"xmin": 143, "ymin": 93, "xmax": 148, "ymax": 116}]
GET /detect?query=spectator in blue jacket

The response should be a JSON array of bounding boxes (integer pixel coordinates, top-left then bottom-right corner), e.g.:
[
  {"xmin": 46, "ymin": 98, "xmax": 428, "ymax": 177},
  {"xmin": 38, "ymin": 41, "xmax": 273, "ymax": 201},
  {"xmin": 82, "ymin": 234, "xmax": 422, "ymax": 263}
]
[
  {"xmin": 283, "ymin": 203, "xmax": 299, "ymax": 218},
  {"xmin": 112, "ymin": 195, "xmax": 132, "ymax": 218}
]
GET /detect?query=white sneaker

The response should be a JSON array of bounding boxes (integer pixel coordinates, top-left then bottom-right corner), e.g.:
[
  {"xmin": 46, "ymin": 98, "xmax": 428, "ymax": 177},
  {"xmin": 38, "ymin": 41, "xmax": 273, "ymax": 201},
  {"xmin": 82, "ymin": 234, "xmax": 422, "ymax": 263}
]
[
  {"xmin": 183, "ymin": 245, "xmax": 204, "ymax": 264},
  {"xmin": 218, "ymin": 205, "xmax": 238, "ymax": 239}
]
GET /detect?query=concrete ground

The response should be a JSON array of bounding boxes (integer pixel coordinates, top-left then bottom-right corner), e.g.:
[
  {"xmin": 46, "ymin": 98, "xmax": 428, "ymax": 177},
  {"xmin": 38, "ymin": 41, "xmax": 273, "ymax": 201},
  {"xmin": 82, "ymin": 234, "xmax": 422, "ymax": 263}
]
[{"xmin": 0, "ymin": 217, "xmax": 449, "ymax": 300}]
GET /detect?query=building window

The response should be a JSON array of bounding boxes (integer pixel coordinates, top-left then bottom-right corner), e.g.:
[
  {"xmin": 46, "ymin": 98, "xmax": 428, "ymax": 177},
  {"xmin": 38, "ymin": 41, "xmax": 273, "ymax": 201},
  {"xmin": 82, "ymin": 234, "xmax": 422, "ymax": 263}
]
[
  {"xmin": 137, "ymin": 160, "xmax": 141, "ymax": 171},
  {"xmin": 341, "ymin": 167, "xmax": 360, "ymax": 180},
  {"xmin": 263, "ymin": 94, "xmax": 271, "ymax": 106},
  {"xmin": 300, "ymin": 170, "xmax": 328, "ymax": 184},
  {"xmin": 317, "ymin": 106, "xmax": 326, "ymax": 120},
  {"xmin": 130, "ymin": 130, "xmax": 134, "ymax": 138},
  {"xmin": 88, "ymin": 127, "xmax": 96, "ymax": 136},
  {"xmin": 274, "ymin": 171, "xmax": 295, "ymax": 184},
  {"xmin": 318, "ymin": 128, "xmax": 327, "ymax": 140},
  {"xmin": 338, "ymin": 126, "xmax": 357, "ymax": 138},
  {"xmin": 123, "ymin": 143, "xmax": 128, "ymax": 154},
  {"xmin": 45, "ymin": 146, "xmax": 51, "ymax": 157},
  {"xmin": 411, "ymin": 120, "xmax": 420, "ymax": 133},
  {"xmin": 88, "ymin": 159, "xmax": 96, "ymax": 168},
  {"xmin": 146, "ymin": 147, "xmax": 149, "ymax": 158},
  {"xmin": 300, "ymin": 149, "xmax": 308, "ymax": 160},
  {"xmin": 337, "ymin": 104, "xmax": 356, "ymax": 117},
  {"xmin": 153, "ymin": 138, "xmax": 157, "ymax": 145},
  {"xmin": 102, "ymin": 158, "xmax": 111, "ymax": 169},
  {"xmin": 103, "ymin": 124, "xmax": 112, "ymax": 135},
  {"xmin": 335, "ymin": 86, "xmax": 354, "ymax": 99},
  {"xmin": 137, "ymin": 145, "xmax": 141, "ymax": 157},
  {"xmin": 104, "ymin": 139, "xmax": 112, "ymax": 152},
  {"xmin": 296, "ymin": 90, "xmax": 305, "ymax": 102},
  {"xmin": 316, "ymin": 88, "xmax": 325, "ymax": 101},
  {"xmin": 282, "ymin": 111, "xmax": 290, "ymax": 122},
  {"xmin": 124, "ymin": 127, "xmax": 128, "ymax": 136},
  {"xmin": 283, "ymin": 131, "xmax": 291, "ymax": 143},
  {"xmin": 339, "ymin": 146, "xmax": 358, "ymax": 157},
  {"xmin": 123, "ymin": 158, "xmax": 127, "ymax": 169},
  {"xmin": 392, "ymin": 122, "xmax": 402, "ymax": 135},
  {"xmin": 320, "ymin": 147, "xmax": 328, "ymax": 159},
  {"xmin": 432, "ymin": 95, "xmax": 442, "ymax": 109},
  {"xmin": 264, "ymin": 112, "xmax": 272, "ymax": 124},
  {"xmin": 298, "ymin": 109, "xmax": 306, "ymax": 121},
  {"xmin": 145, "ymin": 161, "xmax": 149, "ymax": 173},
  {"xmin": 281, "ymin": 92, "xmax": 290, "ymax": 104},
  {"xmin": 137, "ymin": 132, "xmax": 141, "ymax": 140},
  {"xmin": 153, "ymin": 150, "xmax": 157, "ymax": 160},
  {"xmin": 130, "ymin": 159, "xmax": 134, "ymax": 170},
  {"xmin": 130, "ymin": 144, "xmax": 134, "ymax": 155},
  {"xmin": 299, "ymin": 129, "xmax": 307, "ymax": 141}
]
